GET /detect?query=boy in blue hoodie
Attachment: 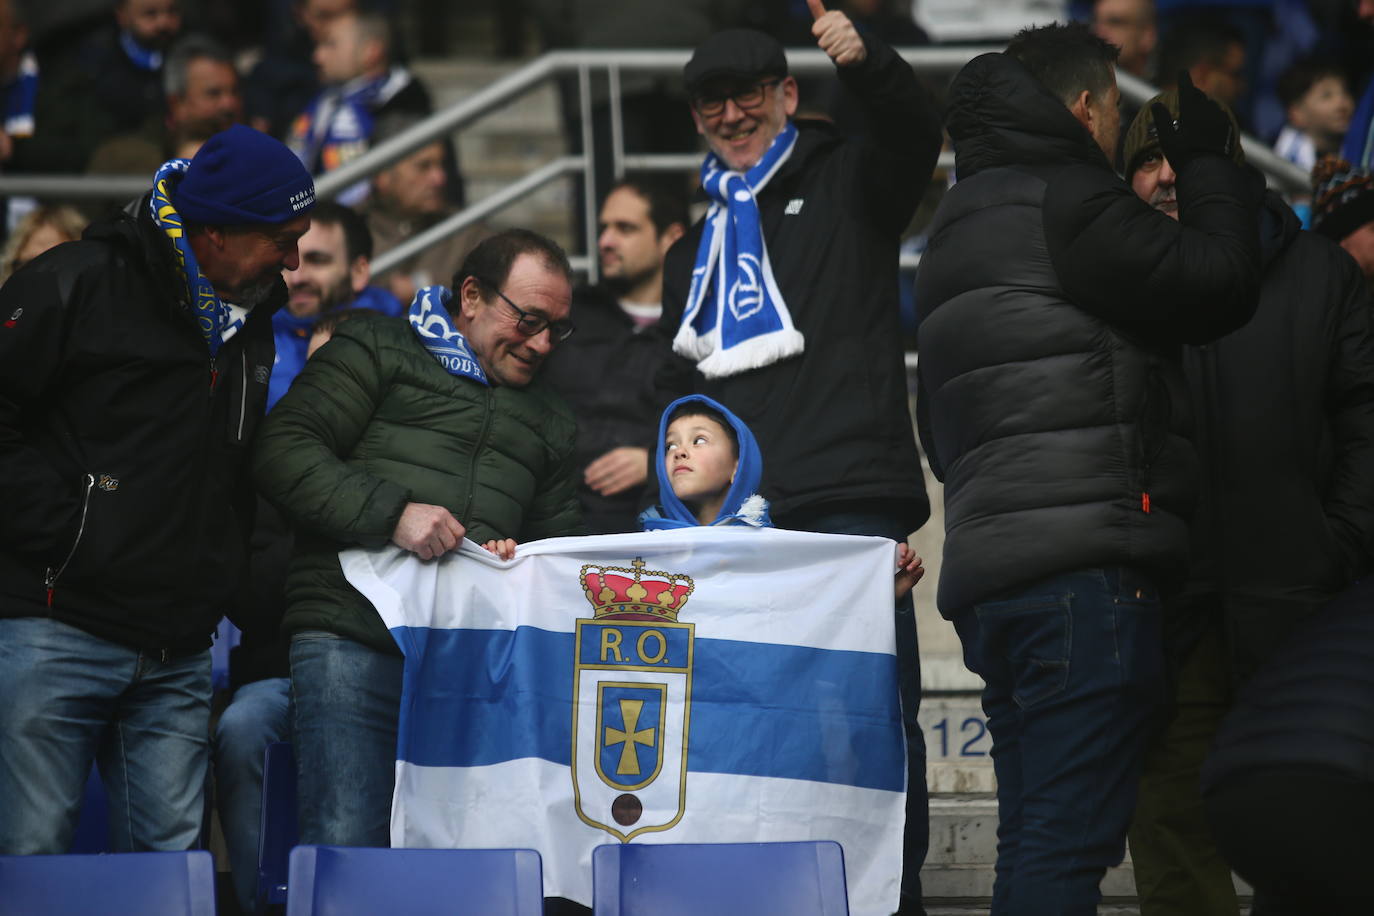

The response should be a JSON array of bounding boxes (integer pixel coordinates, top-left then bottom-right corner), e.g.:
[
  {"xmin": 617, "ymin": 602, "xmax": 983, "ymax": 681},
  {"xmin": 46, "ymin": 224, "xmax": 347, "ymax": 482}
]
[{"xmin": 640, "ymin": 395, "xmax": 925, "ymax": 597}]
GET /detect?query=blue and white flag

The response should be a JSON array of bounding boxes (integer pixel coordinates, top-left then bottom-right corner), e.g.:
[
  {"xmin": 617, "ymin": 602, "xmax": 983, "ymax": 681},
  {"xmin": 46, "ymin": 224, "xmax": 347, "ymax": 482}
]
[{"xmin": 340, "ymin": 527, "xmax": 906, "ymax": 914}]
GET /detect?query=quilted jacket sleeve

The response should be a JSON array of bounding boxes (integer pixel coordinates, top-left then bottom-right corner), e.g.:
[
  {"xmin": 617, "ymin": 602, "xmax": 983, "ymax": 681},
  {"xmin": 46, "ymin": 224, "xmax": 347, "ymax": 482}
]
[{"xmin": 252, "ymin": 319, "xmax": 411, "ymax": 547}]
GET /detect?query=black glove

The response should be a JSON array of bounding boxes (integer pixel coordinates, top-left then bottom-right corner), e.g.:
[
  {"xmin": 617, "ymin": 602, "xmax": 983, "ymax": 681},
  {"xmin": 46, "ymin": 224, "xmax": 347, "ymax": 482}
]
[{"xmin": 1150, "ymin": 70, "xmax": 1237, "ymax": 170}]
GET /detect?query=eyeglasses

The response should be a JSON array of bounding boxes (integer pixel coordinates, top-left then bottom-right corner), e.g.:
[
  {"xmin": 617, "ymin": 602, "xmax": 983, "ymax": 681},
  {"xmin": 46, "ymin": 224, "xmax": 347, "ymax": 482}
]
[
  {"xmin": 475, "ymin": 277, "xmax": 575, "ymax": 342},
  {"xmin": 691, "ymin": 79, "xmax": 782, "ymax": 117}
]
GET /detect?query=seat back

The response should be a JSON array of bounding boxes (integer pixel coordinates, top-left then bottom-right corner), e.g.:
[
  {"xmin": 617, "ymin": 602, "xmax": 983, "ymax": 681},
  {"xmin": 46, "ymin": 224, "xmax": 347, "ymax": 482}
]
[
  {"xmin": 591, "ymin": 841, "xmax": 849, "ymax": 916},
  {"xmin": 256, "ymin": 741, "xmax": 299, "ymax": 910},
  {"xmin": 286, "ymin": 846, "xmax": 544, "ymax": 916},
  {"xmin": 0, "ymin": 850, "xmax": 216, "ymax": 916}
]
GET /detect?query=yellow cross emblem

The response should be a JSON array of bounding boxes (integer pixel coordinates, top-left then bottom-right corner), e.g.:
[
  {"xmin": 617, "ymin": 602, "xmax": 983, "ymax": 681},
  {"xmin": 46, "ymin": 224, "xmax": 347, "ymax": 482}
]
[{"xmin": 604, "ymin": 698, "xmax": 656, "ymax": 776}]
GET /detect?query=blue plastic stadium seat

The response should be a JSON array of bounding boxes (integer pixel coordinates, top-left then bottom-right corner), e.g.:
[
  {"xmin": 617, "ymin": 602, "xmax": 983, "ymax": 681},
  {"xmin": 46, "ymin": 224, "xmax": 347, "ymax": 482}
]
[
  {"xmin": 591, "ymin": 840, "xmax": 850, "ymax": 916},
  {"xmin": 0, "ymin": 850, "xmax": 216, "ymax": 916},
  {"xmin": 286, "ymin": 846, "xmax": 544, "ymax": 916},
  {"xmin": 256, "ymin": 741, "xmax": 298, "ymax": 912}
]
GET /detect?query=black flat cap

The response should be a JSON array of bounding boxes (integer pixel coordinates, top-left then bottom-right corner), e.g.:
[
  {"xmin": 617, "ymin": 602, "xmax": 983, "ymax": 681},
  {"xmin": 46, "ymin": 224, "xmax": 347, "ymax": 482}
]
[{"xmin": 684, "ymin": 29, "xmax": 788, "ymax": 94}]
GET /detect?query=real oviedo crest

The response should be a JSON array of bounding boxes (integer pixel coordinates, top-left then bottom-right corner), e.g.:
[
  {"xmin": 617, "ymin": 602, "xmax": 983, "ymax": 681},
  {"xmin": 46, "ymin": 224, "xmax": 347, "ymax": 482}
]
[{"xmin": 572, "ymin": 558, "xmax": 694, "ymax": 842}]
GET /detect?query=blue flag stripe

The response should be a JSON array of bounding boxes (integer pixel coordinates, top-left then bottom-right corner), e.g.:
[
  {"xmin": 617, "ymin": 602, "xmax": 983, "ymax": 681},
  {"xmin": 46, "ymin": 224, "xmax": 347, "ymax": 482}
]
[{"xmin": 391, "ymin": 625, "xmax": 904, "ymax": 792}]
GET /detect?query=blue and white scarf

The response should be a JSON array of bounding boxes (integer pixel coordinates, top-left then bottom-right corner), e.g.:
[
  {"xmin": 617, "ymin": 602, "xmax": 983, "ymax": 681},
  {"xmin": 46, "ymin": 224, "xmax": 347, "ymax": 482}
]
[
  {"xmin": 676, "ymin": 121, "xmax": 803, "ymax": 379},
  {"xmin": 408, "ymin": 285, "xmax": 488, "ymax": 385},
  {"xmin": 150, "ymin": 159, "xmax": 249, "ymax": 356},
  {"xmin": 119, "ymin": 30, "xmax": 163, "ymax": 72},
  {"xmin": 2, "ymin": 51, "xmax": 37, "ymax": 138}
]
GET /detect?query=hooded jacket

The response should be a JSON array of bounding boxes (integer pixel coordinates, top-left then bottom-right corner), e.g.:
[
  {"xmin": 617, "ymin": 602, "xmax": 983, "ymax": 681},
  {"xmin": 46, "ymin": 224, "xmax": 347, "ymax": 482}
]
[
  {"xmin": 914, "ymin": 52, "xmax": 1262, "ymax": 615},
  {"xmin": 1176, "ymin": 192, "xmax": 1374, "ymax": 678},
  {"xmin": 658, "ymin": 34, "xmax": 941, "ymax": 531},
  {"xmin": 642, "ymin": 394, "xmax": 770, "ymax": 529},
  {"xmin": 0, "ymin": 196, "xmax": 279, "ymax": 653}
]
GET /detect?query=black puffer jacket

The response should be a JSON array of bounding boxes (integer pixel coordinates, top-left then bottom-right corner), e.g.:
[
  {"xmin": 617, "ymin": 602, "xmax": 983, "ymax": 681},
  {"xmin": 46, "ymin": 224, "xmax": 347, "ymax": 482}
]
[
  {"xmin": 0, "ymin": 197, "xmax": 278, "ymax": 653},
  {"xmin": 914, "ymin": 52, "xmax": 1261, "ymax": 615},
  {"xmin": 1202, "ymin": 577, "xmax": 1374, "ymax": 792},
  {"xmin": 1177, "ymin": 194, "xmax": 1374, "ymax": 679},
  {"xmin": 659, "ymin": 34, "xmax": 942, "ymax": 531}
]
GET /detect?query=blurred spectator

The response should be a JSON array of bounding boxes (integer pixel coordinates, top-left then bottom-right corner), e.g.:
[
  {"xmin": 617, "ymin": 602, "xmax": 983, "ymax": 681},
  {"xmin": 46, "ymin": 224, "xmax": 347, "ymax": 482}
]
[
  {"xmin": 0, "ymin": 0, "xmax": 35, "ymax": 166},
  {"xmin": 285, "ymin": 8, "xmax": 429, "ymax": 205},
  {"xmin": 30, "ymin": 0, "xmax": 182, "ymax": 173},
  {"xmin": 364, "ymin": 113, "xmax": 486, "ymax": 308},
  {"xmin": 271, "ymin": 199, "xmax": 401, "ymax": 409},
  {"xmin": 0, "ymin": 203, "xmax": 84, "ymax": 283},
  {"xmin": 215, "ymin": 303, "xmax": 379, "ymax": 916},
  {"xmin": 1313, "ymin": 157, "xmax": 1374, "ymax": 289},
  {"xmin": 1273, "ymin": 58, "xmax": 1353, "ymax": 171},
  {"xmin": 1156, "ymin": 14, "xmax": 1246, "ymax": 111},
  {"xmin": 1343, "ymin": 0, "xmax": 1374, "ymax": 168},
  {"xmin": 542, "ymin": 177, "xmax": 686, "ymax": 535},
  {"xmin": 88, "ymin": 34, "xmax": 243, "ymax": 177},
  {"xmin": 242, "ymin": 0, "xmax": 356, "ymax": 139},
  {"xmin": 1091, "ymin": 0, "xmax": 1157, "ymax": 79},
  {"xmin": 1122, "ymin": 90, "xmax": 1374, "ymax": 916}
]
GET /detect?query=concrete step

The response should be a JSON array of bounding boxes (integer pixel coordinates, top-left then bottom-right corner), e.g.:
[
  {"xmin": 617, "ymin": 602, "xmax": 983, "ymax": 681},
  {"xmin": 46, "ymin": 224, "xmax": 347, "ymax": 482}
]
[{"xmin": 923, "ymin": 792, "xmax": 1253, "ymax": 905}]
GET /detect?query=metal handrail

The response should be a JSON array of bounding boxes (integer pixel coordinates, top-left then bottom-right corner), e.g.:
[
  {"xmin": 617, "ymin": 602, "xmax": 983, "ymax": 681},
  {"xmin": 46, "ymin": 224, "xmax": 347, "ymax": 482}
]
[{"xmin": 0, "ymin": 46, "xmax": 1309, "ymax": 268}]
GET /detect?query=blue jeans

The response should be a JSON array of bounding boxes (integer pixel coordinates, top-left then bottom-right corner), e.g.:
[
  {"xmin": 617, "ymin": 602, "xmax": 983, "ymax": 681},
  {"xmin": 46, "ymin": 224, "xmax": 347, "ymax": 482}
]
[
  {"xmin": 952, "ymin": 567, "xmax": 1167, "ymax": 916},
  {"xmin": 0, "ymin": 616, "xmax": 211, "ymax": 854},
  {"xmin": 214, "ymin": 676, "xmax": 292, "ymax": 913},
  {"xmin": 775, "ymin": 506, "xmax": 928, "ymax": 912},
  {"xmin": 290, "ymin": 630, "xmax": 403, "ymax": 847}
]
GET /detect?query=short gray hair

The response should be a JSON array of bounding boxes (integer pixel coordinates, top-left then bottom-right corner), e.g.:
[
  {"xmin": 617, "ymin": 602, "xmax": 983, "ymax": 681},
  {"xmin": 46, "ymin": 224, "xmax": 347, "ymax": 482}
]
[{"xmin": 163, "ymin": 34, "xmax": 236, "ymax": 99}]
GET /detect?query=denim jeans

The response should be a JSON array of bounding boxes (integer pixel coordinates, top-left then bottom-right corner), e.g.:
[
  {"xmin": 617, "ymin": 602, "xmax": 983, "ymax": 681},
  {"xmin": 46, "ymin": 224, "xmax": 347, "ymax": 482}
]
[
  {"xmin": 775, "ymin": 505, "xmax": 928, "ymax": 913},
  {"xmin": 290, "ymin": 630, "xmax": 403, "ymax": 847},
  {"xmin": 952, "ymin": 567, "xmax": 1167, "ymax": 916},
  {"xmin": 214, "ymin": 676, "xmax": 292, "ymax": 913},
  {"xmin": 0, "ymin": 616, "xmax": 211, "ymax": 854}
]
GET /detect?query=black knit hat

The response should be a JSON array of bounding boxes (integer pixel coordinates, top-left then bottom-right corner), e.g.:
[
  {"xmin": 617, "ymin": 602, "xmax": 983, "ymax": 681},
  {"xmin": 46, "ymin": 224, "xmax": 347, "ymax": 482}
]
[
  {"xmin": 684, "ymin": 29, "xmax": 788, "ymax": 94},
  {"xmin": 1312, "ymin": 156, "xmax": 1374, "ymax": 243}
]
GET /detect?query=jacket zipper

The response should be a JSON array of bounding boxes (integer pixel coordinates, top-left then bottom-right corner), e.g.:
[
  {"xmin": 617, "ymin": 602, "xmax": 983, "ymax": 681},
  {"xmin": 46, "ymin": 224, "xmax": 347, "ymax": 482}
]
[
  {"xmin": 461, "ymin": 388, "xmax": 496, "ymax": 521},
  {"xmin": 237, "ymin": 349, "xmax": 248, "ymax": 441},
  {"xmin": 45, "ymin": 473, "xmax": 97, "ymax": 607}
]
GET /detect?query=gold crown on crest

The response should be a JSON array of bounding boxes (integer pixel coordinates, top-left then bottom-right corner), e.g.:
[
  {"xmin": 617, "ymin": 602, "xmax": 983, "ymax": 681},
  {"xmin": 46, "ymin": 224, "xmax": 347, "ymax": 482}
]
[{"xmin": 581, "ymin": 557, "xmax": 694, "ymax": 622}]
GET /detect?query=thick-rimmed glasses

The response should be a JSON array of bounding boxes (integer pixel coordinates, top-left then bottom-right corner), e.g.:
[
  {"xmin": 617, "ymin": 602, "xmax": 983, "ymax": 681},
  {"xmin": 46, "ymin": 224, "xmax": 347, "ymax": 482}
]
[
  {"xmin": 691, "ymin": 79, "xmax": 782, "ymax": 117},
  {"xmin": 475, "ymin": 277, "xmax": 575, "ymax": 342}
]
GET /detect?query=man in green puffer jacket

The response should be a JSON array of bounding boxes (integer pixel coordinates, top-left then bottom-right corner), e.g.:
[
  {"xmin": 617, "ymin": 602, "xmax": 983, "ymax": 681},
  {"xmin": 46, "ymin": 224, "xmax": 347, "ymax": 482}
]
[{"xmin": 253, "ymin": 228, "xmax": 583, "ymax": 848}]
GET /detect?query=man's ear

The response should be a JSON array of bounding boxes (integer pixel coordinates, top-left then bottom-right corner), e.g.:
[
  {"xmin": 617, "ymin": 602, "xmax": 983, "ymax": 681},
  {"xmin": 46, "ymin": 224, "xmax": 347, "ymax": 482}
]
[
  {"xmin": 658, "ymin": 222, "xmax": 686, "ymax": 256},
  {"xmin": 780, "ymin": 76, "xmax": 800, "ymax": 118},
  {"xmin": 458, "ymin": 275, "xmax": 483, "ymax": 320},
  {"xmin": 349, "ymin": 255, "xmax": 370, "ymax": 296},
  {"xmin": 1068, "ymin": 89, "xmax": 1095, "ymax": 134}
]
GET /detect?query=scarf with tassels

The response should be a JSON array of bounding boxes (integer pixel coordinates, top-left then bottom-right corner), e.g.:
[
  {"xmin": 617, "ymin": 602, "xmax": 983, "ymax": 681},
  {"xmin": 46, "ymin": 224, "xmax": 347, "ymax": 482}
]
[
  {"xmin": 150, "ymin": 159, "xmax": 249, "ymax": 356},
  {"xmin": 408, "ymin": 285, "xmax": 488, "ymax": 385},
  {"xmin": 676, "ymin": 120, "xmax": 803, "ymax": 379}
]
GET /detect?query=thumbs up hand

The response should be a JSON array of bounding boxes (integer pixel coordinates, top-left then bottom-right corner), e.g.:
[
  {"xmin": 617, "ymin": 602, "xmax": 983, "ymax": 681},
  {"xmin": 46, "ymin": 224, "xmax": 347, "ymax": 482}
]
[{"xmin": 808, "ymin": 0, "xmax": 866, "ymax": 67}]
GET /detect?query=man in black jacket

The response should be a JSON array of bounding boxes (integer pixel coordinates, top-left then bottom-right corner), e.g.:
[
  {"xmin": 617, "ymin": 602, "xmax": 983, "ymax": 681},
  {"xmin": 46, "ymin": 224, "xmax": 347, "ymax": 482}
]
[
  {"xmin": 544, "ymin": 176, "xmax": 687, "ymax": 534},
  {"xmin": 915, "ymin": 23, "xmax": 1261, "ymax": 915},
  {"xmin": 1121, "ymin": 91, "xmax": 1374, "ymax": 916},
  {"xmin": 658, "ymin": 4, "xmax": 942, "ymax": 910},
  {"xmin": 0, "ymin": 124, "xmax": 313, "ymax": 855}
]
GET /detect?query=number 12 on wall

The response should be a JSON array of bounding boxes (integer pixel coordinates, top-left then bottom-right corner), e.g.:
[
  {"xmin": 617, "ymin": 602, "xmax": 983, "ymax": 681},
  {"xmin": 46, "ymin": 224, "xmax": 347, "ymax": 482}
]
[{"xmin": 930, "ymin": 716, "xmax": 989, "ymax": 757}]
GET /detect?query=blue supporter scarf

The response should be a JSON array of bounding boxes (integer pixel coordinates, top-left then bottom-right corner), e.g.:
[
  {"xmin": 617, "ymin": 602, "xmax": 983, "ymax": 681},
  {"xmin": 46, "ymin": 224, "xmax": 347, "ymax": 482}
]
[
  {"xmin": 150, "ymin": 159, "xmax": 247, "ymax": 356},
  {"xmin": 675, "ymin": 121, "xmax": 803, "ymax": 379},
  {"xmin": 408, "ymin": 286, "xmax": 488, "ymax": 385},
  {"xmin": 119, "ymin": 30, "xmax": 163, "ymax": 72},
  {"xmin": 286, "ymin": 68, "xmax": 411, "ymax": 205},
  {"xmin": 1, "ymin": 51, "xmax": 37, "ymax": 138}
]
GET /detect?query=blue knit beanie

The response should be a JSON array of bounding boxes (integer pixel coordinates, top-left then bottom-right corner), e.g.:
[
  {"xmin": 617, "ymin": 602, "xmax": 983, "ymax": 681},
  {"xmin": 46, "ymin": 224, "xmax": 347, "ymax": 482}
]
[{"xmin": 172, "ymin": 124, "xmax": 316, "ymax": 225}]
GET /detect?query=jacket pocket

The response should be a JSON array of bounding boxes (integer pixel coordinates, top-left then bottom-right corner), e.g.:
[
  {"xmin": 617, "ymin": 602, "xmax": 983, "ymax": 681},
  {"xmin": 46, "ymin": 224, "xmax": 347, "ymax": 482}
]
[{"xmin": 44, "ymin": 473, "xmax": 96, "ymax": 605}]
